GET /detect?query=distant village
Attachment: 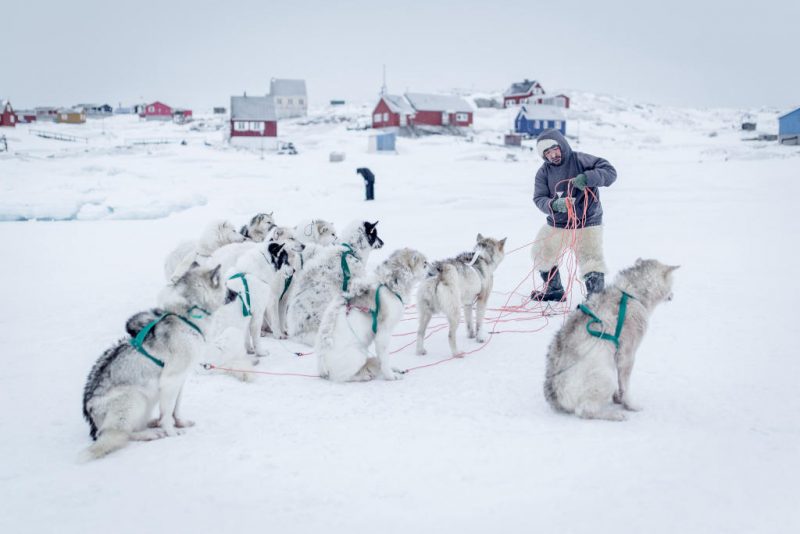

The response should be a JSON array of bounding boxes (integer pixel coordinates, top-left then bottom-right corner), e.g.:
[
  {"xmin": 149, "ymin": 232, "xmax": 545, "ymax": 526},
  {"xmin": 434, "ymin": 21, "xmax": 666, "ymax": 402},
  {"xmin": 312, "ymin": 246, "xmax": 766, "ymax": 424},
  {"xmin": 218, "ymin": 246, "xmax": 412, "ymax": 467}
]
[{"xmin": 2, "ymin": 76, "xmax": 799, "ymax": 148}]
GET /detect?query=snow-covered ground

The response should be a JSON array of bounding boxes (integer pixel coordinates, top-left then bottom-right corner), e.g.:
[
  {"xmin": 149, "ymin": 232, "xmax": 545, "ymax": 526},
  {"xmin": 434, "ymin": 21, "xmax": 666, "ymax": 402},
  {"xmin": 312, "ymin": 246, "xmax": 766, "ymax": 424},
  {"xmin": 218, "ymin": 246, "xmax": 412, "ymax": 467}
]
[{"xmin": 1, "ymin": 94, "xmax": 798, "ymax": 533}]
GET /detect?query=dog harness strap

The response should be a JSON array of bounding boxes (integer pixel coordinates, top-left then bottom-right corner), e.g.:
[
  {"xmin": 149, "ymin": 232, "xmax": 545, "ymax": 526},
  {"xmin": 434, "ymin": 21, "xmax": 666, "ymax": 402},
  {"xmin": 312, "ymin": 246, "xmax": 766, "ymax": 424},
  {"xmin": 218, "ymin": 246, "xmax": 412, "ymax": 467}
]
[
  {"xmin": 130, "ymin": 312, "xmax": 204, "ymax": 368},
  {"xmin": 228, "ymin": 272, "xmax": 252, "ymax": 317},
  {"xmin": 340, "ymin": 243, "xmax": 359, "ymax": 292},
  {"xmin": 281, "ymin": 275, "xmax": 293, "ymax": 301},
  {"xmin": 371, "ymin": 284, "xmax": 403, "ymax": 334},
  {"xmin": 187, "ymin": 305, "xmax": 211, "ymax": 319},
  {"xmin": 578, "ymin": 291, "xmax": 633, "ymax": 349}
]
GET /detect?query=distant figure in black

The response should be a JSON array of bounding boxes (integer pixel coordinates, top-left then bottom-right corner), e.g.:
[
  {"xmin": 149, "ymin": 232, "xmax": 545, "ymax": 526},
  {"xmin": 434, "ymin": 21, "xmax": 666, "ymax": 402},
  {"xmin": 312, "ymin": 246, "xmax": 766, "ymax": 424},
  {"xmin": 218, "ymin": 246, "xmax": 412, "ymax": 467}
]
[{"xmin": 356, "ymin": 167, "xmax": 375, "ymax": 201}]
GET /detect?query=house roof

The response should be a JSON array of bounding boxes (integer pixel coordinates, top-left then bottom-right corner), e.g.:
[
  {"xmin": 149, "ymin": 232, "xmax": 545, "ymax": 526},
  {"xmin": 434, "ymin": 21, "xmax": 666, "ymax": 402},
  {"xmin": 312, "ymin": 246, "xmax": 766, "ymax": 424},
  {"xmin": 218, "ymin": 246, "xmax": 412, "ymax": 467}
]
[
  {"xmin": 404, "ymin": 93, "xmax": 473, "ymax": 113},
  {"xmin": 381, "ymin": 94, "xmax": 415, "ymax": 114},
  {"xmin": 778, "ymin": 107, "xmax": 800, "ymax": 120},
  {"xmin": 231, "ymin": 95, "xmax": 277, "ymax": 121},
  {"xmin": 270, "ymin": 79, "xmax": 307, "ymax": 96},
  {"xmin": 518, "ymin": 104, "xmax": 566, "ymax": 120},
  {"xmin": 504, "ymin": 79, "xmax": 541, "ymax": 97}
]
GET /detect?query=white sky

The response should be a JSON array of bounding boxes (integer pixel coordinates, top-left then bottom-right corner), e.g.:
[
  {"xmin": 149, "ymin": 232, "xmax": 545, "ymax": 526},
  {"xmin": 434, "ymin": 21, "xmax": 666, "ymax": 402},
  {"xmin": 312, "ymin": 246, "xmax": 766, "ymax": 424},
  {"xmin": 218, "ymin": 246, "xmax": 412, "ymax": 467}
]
[{"xmin": 3, "ymin": 0, "xmax": 798, "ymax": 111}]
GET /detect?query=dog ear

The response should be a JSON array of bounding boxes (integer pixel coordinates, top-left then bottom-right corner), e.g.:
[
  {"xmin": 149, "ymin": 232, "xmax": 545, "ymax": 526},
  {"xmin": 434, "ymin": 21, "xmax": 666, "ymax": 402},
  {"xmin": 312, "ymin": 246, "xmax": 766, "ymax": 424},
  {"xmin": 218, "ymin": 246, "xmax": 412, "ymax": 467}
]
[
  {"xmin": 635, "ymin": 257, "xmax": 644, "ymax": 266},
  {"xmin": 268, "ymin": 242, "xmax": 283, "ymax": 256},
  {"xmin": 499, "ymin": 237, "xmax": 507, "ymax": 250},
  {"xmin": 666, "ymin": 264, "xmax": 680, "ymax": 273},
  {"xmin": 190, "ymin": 261, "xmax": 201, "ymax": 269},
  {"xmin": 208, "ymin": 264, "xmax": 222, "ymax": 288},
  {"xmin": 476, "ymin": 233, "xmax": 484, "ymax": 242},
  {"xmin": 268, "ymin": 211, "xmax": 273, "ymax": 218}
]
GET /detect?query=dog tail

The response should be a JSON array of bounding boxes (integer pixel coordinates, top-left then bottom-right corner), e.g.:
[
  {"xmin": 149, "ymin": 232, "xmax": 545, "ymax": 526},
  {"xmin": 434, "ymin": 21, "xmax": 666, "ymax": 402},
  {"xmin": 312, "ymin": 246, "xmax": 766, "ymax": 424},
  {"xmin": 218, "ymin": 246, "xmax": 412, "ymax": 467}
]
[
  {"xmin": 125, "ymin": 309, "xmax": 165, "ymax": 338},
  {"xmin": 434, "ymin": 264, "xmax": 461, "ymax": 318},
  {"xmin": 80, "ymin": 430, "xmax": 130, "ymax": 462}
]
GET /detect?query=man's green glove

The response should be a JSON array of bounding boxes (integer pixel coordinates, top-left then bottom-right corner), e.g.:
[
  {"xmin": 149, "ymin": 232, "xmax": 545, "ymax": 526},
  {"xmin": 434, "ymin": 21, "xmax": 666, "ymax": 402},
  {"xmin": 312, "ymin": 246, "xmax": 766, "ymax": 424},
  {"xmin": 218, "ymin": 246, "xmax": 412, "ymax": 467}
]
[
  {"xmin": 551, "ymin": 197, "xmax": 572, "ymax": 213},
  {"xmin": 571, "ymin": 173, "xmax": 588, "ymax": 191}
]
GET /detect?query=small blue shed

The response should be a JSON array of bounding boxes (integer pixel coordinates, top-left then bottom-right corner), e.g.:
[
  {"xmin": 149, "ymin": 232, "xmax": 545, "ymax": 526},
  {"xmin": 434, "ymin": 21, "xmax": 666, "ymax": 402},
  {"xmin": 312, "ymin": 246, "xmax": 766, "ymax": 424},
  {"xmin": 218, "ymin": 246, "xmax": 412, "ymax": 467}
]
[
  {"xmin": 778, "ymin": 107, "xmax": 800, "ymax": 145},
  {"xmin": 368, "ymin": 131, "xmax": 396, "ymax": 152},
  {"xmin": 514, "ymin": 104, "xmax": 566, "ymax": 137}
]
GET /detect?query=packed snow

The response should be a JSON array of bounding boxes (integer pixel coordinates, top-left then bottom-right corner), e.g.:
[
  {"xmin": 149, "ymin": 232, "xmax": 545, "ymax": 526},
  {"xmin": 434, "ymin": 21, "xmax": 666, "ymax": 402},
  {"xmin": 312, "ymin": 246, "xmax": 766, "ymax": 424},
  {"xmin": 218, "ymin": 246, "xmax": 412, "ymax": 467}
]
[{"xmin": 1, "ymin": 93, "xmax": 798, "ymax": 533}]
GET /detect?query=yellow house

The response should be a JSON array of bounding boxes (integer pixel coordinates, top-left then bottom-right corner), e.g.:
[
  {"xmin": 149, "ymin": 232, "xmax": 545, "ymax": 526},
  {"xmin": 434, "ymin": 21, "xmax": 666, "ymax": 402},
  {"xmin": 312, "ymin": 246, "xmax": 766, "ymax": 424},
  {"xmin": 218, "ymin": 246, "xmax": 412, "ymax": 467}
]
[{"xmin": 55, "ymin": 108, "xmax": 86, "ymax": 124}]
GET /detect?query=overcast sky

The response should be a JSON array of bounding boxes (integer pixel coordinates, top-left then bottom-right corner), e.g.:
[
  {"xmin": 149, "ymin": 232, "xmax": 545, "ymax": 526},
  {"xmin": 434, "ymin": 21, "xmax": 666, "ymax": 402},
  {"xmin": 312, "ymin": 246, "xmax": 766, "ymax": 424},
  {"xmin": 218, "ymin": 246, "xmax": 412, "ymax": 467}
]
[{"xmin": 3, "ymin": 0, "xmax": 798, "ymax": 111}]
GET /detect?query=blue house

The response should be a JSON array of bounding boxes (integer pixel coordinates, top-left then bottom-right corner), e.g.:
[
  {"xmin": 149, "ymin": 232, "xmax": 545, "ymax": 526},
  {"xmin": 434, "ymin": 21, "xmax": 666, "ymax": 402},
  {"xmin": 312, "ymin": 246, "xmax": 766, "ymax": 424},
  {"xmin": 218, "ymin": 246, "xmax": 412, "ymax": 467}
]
[
  {"xmin": 514, "ymin": 104, "xmax": 566, "ymax": 137},
  {"xmin": 778, "ymin": 107, "xmax": 800, "ymax": 145}
]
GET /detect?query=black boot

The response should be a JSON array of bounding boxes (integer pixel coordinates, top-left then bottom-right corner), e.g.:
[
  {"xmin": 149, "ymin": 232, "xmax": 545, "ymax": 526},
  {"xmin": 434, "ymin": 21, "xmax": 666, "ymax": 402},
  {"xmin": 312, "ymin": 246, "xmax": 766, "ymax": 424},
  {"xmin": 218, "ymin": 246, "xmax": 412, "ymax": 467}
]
[
  {"xmin": 530, "ymin": 267, "xmax": 566, "ymax": 302},
  {"xmin": 584, "ymin": 271, "xmax": 605, "ymax": 298}
]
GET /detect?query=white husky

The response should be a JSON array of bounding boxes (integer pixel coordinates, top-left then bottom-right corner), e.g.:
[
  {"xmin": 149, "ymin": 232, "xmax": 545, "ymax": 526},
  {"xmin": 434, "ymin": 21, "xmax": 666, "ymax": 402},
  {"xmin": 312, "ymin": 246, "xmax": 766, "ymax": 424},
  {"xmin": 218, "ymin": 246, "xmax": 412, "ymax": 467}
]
[
  {"xmin": 317, "ymin": 248, "xmax": 428, "ymax": 382},
  {"xmin": 285, "ymin": 221, "xmax": 384, "ymax": 345},
  {"xmin": 416, "ymin": 234, "xmax": 506, "ymax": 357},
  {"xmin": 544, "ymin": 259, "xmax": 679, "ymax": 421},
  {"xmin": 293, "ymin": 219, "xmax": 338, "ymax": 247},
  {"xmin": 164, "ymin": 220, "xmax": 245, "ymax": 282},
  {"xmin": 81, "ymin": 264, "xmax": 236, "ymax": 460}
]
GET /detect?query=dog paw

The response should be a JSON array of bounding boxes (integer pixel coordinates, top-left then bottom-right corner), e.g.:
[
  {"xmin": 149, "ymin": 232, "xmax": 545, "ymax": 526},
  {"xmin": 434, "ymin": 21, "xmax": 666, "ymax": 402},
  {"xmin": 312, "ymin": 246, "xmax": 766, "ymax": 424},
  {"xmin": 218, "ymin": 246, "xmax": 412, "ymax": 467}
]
[
  {"xmin": 147, "ymin": 418, "xmax": 160, "ymax": 428},
  {"xmin": 476, "ymin": 334, "xmax": 486, "ymax": 343},
  {"xmin": 256, "ymin": 346, "xmax": 270, "ymax": 357},
  {"xmin": 613, "ymin": 391, "xmax": 622, "ymax": 404},
  {"xmin": 416, "ymin": 348, "xmax": 427, "ymax": 356},
  {"xmin": 382, "ymin": 370, "xmax": 404, "ymax": 381},
  {"xmin": 174, "ymin": 418, "xmax": 195, "ymax": 428},
  {"xmin": 453, "ymin": 351, "xmax": 465, "ymax": 358},
  {"xmin": 622, "ymin": 399, "xmax": 643, "ymax": 412},
  {"xmin": 467, "ymin": 330, "xmax": 476, "ymax": 339}
]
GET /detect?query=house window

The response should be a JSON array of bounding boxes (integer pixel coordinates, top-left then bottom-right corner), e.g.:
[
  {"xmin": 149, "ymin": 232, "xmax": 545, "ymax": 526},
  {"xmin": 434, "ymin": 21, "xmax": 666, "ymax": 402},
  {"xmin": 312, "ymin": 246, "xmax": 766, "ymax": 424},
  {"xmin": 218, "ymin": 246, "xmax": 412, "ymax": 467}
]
[
  {"xmin": 534, "ymin": 120, "xmax": 540, "ymax": 128},
  {"xmin": 456, "ymin": 113, "xmax": 468, "ymax": 122},
  {"xmin": 382, "ymin": 112, "xmax": 388, "ymax": 121},
  {"xmin": 148, "ymin": 106, "xmax": 154, "ymax": 113},
  {"xmin": 374, "ymin": 113, "xmax": 382, "ymax": 123},
  {"xmin": 276, "ymin": 98, "xmax": 282, "ymax": 105},
  {"xmin": 555, "ymin": 120, "xmax": 562, "ymax": 129},
  {"xmin": 234, "ymin": 121, "xmax": 247, "ymax": 131},
  {"xmin": 288, "ymin": 98, "xmax": 293, "ymax": 105},
  {"xmin": 298, "ymin": 99, "xmax": 304, "ymax": 105}
]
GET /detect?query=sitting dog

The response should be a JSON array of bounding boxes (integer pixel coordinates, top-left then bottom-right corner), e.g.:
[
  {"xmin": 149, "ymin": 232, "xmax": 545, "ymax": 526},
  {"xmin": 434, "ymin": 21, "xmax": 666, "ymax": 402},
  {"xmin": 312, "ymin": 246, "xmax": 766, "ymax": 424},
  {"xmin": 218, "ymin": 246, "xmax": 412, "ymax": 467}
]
[
  {"xmin": 239, "ymin": 212, "xmax": 276, "ymax": 242},
  {"xmin": 416, "ymin": 234, "xmax": 506, "ymax": 357},
  {"xmin": 81, "ymin": 264, "xmax": 236, "ymax": 460},
  {"xmin": 543, "ymin": 259, "xmax": 679, "ymax": 421},
  {"xmin": 164, "ymin": 220, "xmax": 245, "ymax": 282},
  {"xmin": 317, "ymin": 248, "xmax": 428, "ymax": 382},
  {"xmin": 285, "ymin": 221, "xmax": 384, "ymax": 345}
]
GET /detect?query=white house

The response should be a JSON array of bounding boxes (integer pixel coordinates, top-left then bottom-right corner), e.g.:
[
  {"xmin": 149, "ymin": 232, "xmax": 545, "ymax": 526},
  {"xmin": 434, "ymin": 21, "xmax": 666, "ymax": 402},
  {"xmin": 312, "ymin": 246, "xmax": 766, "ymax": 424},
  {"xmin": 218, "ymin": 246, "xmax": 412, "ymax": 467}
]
[{"xmin": 269, "ymin": 78, "xmax": 307, "ymax": 119}]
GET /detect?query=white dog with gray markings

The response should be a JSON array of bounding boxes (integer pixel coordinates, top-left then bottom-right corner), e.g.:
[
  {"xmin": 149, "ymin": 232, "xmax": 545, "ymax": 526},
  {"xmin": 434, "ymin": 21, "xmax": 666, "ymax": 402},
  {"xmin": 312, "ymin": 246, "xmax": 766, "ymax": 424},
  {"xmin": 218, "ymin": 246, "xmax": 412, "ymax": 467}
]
[
  {"xmin": 164, "ymin": 220, "xmax": 245, "ymax": 282},
  {"xmin": 81, "ymin": 264, "xmax": 237, "ymax": 460},
  {"xmin": 317, "ymin": 248, "xmax": 428, "ymax": 382},
  {"xmin": 544, "ymin": 258, "xmax": 679, "ymax": 421},
  {"xmin": 285, "ymin": 220, "xmax": 384, "ymax": 345},
  {"xmin": 416, "ymin": 234, "xmax": 506, "ymax": 357}
]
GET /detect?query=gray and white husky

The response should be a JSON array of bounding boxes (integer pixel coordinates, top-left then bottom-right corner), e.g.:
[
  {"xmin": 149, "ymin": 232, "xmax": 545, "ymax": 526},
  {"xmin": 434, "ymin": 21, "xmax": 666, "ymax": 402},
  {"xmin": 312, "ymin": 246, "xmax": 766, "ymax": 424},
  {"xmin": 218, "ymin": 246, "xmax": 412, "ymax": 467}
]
[
  {"xmin": 81, "ymin": 264, "xmax": 236, "ymax": 460},
  {"xmin": 317, "ymin": 248, "xmax": 428, "ymax": 382},
  {"xmin": 416, "ymin": 234, "xmax": 506, "ymax": 357},
  {"xmin": 285, "ymin": 221, "xmax": 384, "ymax": 345},
  {"xmin": 239, "ymin": 212, "xmax": 276, "ymax": 242},
  {"xmin": 544, "ymin": 258, "xmax": 679, "ymax": 421},
  {"xmin": 164, "ymin": 220, "xmax": 245, "ymax": 282}
]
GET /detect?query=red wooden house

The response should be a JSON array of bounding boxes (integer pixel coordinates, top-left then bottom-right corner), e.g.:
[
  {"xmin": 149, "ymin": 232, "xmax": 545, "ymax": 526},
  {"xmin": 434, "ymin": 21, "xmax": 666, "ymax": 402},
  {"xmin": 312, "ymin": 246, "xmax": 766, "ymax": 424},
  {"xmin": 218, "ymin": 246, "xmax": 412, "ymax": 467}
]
[
  {"xmin": 140, "ymin": 101, "xmax": 173, "ymax": 120},
  {"xmin": 404, "ymin": 93, "xmax": 473, "ymax": 127},
  {"xmin": 1, "ymin": 100, "xmax": 18, "ymax": 127},
  {"xmin": 503, "ymin": 79, "xmax": 545, "ymax": 107},
  {"xmin": 229, "ymin": 95, "xmax": 277, "ymax": 148},
  {"xmin": 372, "ymin": 94, "xmax": 416, "ymax": 128}
]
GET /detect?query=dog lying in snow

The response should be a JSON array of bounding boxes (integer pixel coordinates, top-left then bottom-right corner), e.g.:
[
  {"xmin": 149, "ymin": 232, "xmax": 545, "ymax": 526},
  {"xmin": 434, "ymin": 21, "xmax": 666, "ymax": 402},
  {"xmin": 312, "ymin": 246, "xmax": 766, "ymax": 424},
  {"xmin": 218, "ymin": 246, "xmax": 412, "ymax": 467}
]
[
  {"xmin": 317, "ymin": 248, "xmax": 428, "ymax": 382},
  {"xmin": 544, "ymin": 259, "xmax": 679, "ymax": 421}
]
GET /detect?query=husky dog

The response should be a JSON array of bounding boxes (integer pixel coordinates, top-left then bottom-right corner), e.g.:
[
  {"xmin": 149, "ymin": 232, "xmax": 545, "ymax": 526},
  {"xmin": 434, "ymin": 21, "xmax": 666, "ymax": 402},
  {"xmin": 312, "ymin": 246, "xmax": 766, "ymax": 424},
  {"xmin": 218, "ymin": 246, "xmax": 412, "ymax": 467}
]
[
  {"xmin": 212, "ymin": 241, "xmax": 299, "ymax": 357},
  {"xmin": 317, "ymin": 248, "xmax": 428, "ymax": 382},
  {"xmin": 285, "ymin": 221, "xmax": 384, "ymax": 345},
  {"xmin": 293, "ymin": 219, "xmax": 338, "ymax": 246},
  {"xmin": 239, "ymin": 212, "xmax": 276, "ymax": 242},
  {"xmin": 416, "ymin": 234, "xmax": 506, "ymax": 357},
  {"xmin": 164, "ymin": 220, "xmax": 245, "ymax": 282},
  {"xmin": 544, "ymin": 259, "xmax": 679, "ymax": 421},
  {"xmin": 82, "ymin": 264, "xmax": 236, "ymax": 460}
]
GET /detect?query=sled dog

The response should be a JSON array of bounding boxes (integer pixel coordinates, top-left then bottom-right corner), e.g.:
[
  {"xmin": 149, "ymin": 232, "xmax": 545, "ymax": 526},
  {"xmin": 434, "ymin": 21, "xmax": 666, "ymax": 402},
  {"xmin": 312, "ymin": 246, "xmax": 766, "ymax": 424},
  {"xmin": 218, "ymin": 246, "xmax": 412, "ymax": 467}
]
[
  {"xmin": 164, "ymin": 220, "xmax": 245, "ymax": 282},
  {"xmin": 239, "ymin": 212, "xmax": 276, "ymax": 242},
  {"xmin": 416, "ymin": 234, "xmax": 506, "ymax": 357},
  {"xmin": 544, "ymin": 259, "xmax": 679, "ymax": 421},
  {"xmin": 81, "ymin": 264, "xmax": 236, "ymax": 460},
  {"xmin": 317, "ymin": 248, "xmax": 428, "ymax": 382},
  {"xmin": 285, "ymin": 221, "xmax": 384, "ymax": 345},
  {"xmin": 293, "ymin": 219, "xmax": 338, "ymax": 246}
]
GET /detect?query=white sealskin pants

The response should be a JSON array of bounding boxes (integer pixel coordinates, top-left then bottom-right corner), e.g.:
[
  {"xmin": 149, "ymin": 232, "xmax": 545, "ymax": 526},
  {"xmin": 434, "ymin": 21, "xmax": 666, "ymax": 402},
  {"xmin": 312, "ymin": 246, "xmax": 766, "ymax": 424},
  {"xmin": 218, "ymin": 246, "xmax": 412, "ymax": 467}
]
[{"xmin": 530, "ymin": 224, "xmax": 607, "ymax": 277}]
